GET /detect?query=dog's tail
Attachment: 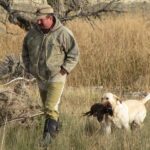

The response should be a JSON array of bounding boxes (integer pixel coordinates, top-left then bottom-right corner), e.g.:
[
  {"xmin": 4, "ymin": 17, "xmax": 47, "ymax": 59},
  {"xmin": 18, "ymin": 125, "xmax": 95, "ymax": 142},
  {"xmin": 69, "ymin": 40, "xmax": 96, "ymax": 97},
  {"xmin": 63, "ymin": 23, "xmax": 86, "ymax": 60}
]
[{"xmin": 142, "ymin": 93, "xmax": 150, "ymax": 104}]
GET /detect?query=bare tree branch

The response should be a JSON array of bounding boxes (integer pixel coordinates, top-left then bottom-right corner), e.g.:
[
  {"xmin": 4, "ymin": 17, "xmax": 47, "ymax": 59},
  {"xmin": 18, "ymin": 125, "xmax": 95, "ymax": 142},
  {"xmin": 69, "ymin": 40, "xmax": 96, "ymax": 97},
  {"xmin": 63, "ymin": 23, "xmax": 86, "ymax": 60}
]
[
  {"xmin": 0, "ymin": 0, "xmax": 126, "ymax": 30},
  {"xmin": 0, "ymin": 111, "xmax": 44, "ymax": 126},
  {"xmin": 0, "ymin": 0, "xmax": 10, "ymax": 12},
  {"xmin": 2, "ymin": 77, "xmax": 36, "ymax": 87}
]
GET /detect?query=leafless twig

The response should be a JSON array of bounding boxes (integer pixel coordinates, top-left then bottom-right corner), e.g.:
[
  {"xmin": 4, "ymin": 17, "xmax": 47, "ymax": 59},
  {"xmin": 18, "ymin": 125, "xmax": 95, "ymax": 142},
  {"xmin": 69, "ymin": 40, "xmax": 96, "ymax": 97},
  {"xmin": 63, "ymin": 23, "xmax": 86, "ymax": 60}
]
[
  {"xmin": 0, "ymin": 111, "xmax": 44, "ymax": 126},
  {"xmin": 2, "ymin": 77, "xmax": 36, "ymax": 87},
  {"xmin": 0, "ymin": 0, "xmax": 125, "ymax": 30}
]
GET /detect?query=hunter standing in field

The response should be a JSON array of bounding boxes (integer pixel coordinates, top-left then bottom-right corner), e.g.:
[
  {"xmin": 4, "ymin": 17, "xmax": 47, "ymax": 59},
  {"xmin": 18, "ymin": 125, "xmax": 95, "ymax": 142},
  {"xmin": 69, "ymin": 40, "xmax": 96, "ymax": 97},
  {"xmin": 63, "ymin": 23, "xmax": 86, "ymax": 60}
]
[{"xmin": 22, "ymin": 4, "xmax": 79, "ymax": 145}]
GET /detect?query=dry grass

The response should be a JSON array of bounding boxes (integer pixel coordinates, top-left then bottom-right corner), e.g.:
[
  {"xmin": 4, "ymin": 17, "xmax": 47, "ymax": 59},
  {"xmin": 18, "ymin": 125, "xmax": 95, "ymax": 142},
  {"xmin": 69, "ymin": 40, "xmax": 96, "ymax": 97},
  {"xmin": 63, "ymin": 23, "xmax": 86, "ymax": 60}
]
[
  {"xmin": 0, "ymin": 23, "xmax": 25, "ymax": 58},
  {"xmin": 66, "ymin": 13, "xmax": 150, "ymax": 90},
  {"xmin": 0, "ymin": 13, "xmax": 150, "ymax": 150},
  {"xmin": 0, "ymin": 87, "xmax": 149, "ymax": 150},
  {"xmin": 0, "ymin": 13, "xmax": 150, "ymax": 90}
]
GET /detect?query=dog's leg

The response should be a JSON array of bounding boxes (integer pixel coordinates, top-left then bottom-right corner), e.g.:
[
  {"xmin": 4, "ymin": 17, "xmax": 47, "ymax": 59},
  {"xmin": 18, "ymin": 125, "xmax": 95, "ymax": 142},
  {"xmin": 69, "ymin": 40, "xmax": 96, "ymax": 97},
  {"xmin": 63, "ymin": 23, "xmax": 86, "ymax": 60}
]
[
  {"xmin": 131, "ymin": 121, "xmax": 137, "ymax": 130},
  {"xmin": 101, "ymin": 116, "xmax": 112, "ymax": 135},
  {"xmin": 105, "ymin": 122, "xmax": 112, "ymax": 135},
  {"xmin": 123, "ymin": 122, "xmax": 131, "ymax": 132},
  {"xmin": 120, "ymin": 118, "xmax": 131, "ymax": 132},
  {"xmin": 133, "ymin": 121, "xmax": 144, "ymax": 129},
  {"xmin": 101, "ymin": 122, "xmax": 112, "ymax": 135},
  {"xmin": 131, "ymin": 121, "xmax": 144, "ymax": 131},
  {"xmin": 134, "ymin": 111, "xmax": 146, "ymax": 127}
]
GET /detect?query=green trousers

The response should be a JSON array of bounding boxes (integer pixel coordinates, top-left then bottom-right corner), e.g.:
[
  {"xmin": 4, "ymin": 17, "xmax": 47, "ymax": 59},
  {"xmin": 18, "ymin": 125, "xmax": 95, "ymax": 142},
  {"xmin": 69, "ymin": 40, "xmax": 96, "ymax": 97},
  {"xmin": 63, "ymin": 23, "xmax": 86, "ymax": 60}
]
[{"xmin": 38, "ymin": 73, "xmax": 66, "ymax": 121}]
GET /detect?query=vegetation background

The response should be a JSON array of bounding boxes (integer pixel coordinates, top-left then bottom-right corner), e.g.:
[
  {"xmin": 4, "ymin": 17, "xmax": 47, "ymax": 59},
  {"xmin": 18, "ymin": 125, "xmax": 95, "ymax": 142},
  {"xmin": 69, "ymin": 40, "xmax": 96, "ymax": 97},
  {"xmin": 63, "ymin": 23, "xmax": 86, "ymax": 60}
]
[{"xmin": 0, "ymin": 12, "xmax": 150, "ymax": 150}]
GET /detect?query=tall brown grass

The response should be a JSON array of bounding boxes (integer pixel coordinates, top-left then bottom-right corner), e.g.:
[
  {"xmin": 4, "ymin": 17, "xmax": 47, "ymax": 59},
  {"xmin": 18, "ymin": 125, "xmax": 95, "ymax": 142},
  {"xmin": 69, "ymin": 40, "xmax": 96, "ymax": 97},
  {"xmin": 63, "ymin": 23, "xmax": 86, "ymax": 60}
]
[
  {"xmin": 66, "ymin": 14, "xmax": 150, "ymax": 90},
  {"xmin": 0, "ymin": 23, "xmax": 25, "ymax": 58},
  {"xmin": 0, "ymin": 13, "xmax": 150, "ymax": 90}
]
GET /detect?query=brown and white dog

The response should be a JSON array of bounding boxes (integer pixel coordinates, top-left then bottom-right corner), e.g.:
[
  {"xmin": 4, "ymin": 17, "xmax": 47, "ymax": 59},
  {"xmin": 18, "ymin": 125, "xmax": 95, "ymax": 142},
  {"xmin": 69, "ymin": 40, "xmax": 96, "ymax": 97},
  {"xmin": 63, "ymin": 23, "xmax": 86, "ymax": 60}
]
[{"xmin": 101, "ymin": 92, "xmax": 150, "ymax": 134}]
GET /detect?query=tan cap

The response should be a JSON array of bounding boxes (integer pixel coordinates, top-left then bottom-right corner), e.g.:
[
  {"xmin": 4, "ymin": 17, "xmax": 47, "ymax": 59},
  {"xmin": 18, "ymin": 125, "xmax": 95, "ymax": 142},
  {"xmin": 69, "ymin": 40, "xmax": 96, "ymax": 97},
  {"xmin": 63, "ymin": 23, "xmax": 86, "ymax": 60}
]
[{"xmin": 35, "ymin": 4, "xmax": 54, "ymax": 20}]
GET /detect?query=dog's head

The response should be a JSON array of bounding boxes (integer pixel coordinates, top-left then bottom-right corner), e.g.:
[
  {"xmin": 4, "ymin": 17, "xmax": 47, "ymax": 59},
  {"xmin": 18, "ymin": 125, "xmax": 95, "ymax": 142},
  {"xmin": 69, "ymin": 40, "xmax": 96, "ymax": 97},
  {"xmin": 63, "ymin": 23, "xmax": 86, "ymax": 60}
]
[
  {"xmin": 83, "ymin": 103, "xmax": 113, "ymax": 123},
  {"xmin": 101, "ymin": 92, "xmax": 120, "ymax": 109}
]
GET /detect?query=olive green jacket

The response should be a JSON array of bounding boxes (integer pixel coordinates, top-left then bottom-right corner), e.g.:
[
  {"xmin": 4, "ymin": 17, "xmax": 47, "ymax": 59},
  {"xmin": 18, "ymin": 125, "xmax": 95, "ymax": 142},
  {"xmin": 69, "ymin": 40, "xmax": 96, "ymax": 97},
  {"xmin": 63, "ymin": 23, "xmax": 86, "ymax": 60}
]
[{"xmin": 22, "ymin": 16, "xmax": 79, "ymax": 81}]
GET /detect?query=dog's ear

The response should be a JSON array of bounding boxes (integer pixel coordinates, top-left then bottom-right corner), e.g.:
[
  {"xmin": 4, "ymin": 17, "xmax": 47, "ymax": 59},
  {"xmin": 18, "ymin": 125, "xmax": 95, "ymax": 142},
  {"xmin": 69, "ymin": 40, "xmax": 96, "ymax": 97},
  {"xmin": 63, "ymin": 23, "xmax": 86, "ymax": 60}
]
[
  {"xmin": 113, "ymin": 94, "xmax": 119, "ymax": 100},
  {"xmin": 113, "ymin": 94, "xmax": 121, "ymax": 102}
]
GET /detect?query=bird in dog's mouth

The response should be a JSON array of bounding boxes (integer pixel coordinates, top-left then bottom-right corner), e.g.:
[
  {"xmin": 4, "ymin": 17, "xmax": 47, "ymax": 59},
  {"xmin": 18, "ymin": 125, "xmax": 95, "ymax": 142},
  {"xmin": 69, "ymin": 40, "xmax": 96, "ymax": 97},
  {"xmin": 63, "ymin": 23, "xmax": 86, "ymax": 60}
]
[{"xmin": 83, "ymin": 102, "xmax": 113, "ymax": 122}]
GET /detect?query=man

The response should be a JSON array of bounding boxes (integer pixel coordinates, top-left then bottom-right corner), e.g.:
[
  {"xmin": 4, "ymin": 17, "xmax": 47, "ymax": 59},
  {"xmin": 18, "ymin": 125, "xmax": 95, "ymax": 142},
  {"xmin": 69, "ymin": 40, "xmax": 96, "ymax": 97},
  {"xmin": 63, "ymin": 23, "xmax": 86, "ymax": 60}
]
[{"xmin": 22, "ymin": 4, "xmax": 79, "ymax": 144}]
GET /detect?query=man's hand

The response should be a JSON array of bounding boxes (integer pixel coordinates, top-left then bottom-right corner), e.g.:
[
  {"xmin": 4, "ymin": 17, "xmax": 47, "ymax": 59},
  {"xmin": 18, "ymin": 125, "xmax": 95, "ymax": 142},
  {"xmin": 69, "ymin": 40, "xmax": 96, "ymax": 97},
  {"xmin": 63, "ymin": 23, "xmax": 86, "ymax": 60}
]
[{"xmin": 60, "ymin": 67, "xmax": 68, "ymax": 75}]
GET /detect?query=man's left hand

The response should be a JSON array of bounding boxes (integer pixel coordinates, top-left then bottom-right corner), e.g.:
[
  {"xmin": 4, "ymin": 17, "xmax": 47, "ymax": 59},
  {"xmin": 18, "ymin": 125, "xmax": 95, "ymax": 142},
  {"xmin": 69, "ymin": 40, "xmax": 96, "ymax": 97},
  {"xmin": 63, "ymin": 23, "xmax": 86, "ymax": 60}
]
[{"xmin": 60, "ymin": 67, "xmax": 68, "ymax": 75}]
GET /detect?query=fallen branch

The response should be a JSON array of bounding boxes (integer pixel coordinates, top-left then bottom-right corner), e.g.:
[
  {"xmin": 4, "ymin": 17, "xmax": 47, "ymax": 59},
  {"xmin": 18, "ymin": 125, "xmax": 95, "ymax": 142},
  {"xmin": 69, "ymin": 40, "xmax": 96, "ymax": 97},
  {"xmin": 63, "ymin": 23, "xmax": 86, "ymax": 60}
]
[
  {"xmin": 0, "ymin": 111, "xmax": 44, "ymax": 126},
  {"xmin": 2, "ymin": 77, "xmax": 36, "ymax": 87}
]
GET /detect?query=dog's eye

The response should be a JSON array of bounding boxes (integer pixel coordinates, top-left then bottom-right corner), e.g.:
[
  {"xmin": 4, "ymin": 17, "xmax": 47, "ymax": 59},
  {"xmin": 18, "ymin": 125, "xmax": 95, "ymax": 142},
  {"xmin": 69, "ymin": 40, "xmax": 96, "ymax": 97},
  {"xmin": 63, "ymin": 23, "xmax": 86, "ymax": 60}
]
[
  {"xmin": 101, "ymin": 98, "xmax": 104, "ymax": 101},
  {"xmin": 106, "ymin": 97, "xmax": 109, "ymax": 100}
]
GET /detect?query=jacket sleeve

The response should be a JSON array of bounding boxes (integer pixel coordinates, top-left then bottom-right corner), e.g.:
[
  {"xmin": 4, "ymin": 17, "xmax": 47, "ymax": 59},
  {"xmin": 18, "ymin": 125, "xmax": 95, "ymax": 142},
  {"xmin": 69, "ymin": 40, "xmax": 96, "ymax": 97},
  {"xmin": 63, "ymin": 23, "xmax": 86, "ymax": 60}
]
[
  {"xmin": 22, "ymin": 35, "xmax": 30, "ymax": 73},
  {"xmin": 61, "ymin": 29, "xmax": 79, "ymax": 74}
]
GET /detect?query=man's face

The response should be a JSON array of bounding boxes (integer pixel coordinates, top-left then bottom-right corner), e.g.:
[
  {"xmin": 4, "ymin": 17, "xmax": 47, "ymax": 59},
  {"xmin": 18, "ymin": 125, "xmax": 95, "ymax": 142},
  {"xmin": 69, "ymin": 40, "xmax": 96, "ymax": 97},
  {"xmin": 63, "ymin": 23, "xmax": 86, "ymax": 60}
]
[{"xmin": 37, "ymin": 15, "xmax": 54, "ymax": 29}]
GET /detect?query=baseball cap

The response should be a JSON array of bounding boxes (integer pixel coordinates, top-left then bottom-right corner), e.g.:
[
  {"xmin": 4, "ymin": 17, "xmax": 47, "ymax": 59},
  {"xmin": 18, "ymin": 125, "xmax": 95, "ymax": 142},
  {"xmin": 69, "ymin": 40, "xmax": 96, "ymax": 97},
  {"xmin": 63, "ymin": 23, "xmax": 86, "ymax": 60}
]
[{"xmin": 35, "ymin": 4, "xmax": 54, "ymax": 20}]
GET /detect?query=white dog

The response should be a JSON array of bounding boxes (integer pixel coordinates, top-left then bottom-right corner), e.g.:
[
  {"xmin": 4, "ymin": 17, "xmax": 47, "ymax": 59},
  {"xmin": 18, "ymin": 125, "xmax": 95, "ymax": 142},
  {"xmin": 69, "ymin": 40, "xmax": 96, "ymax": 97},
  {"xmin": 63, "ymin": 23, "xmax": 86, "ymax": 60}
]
[{"xmin": 101, "ymin": 92, "xmax": 150, "ymax": 134}]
